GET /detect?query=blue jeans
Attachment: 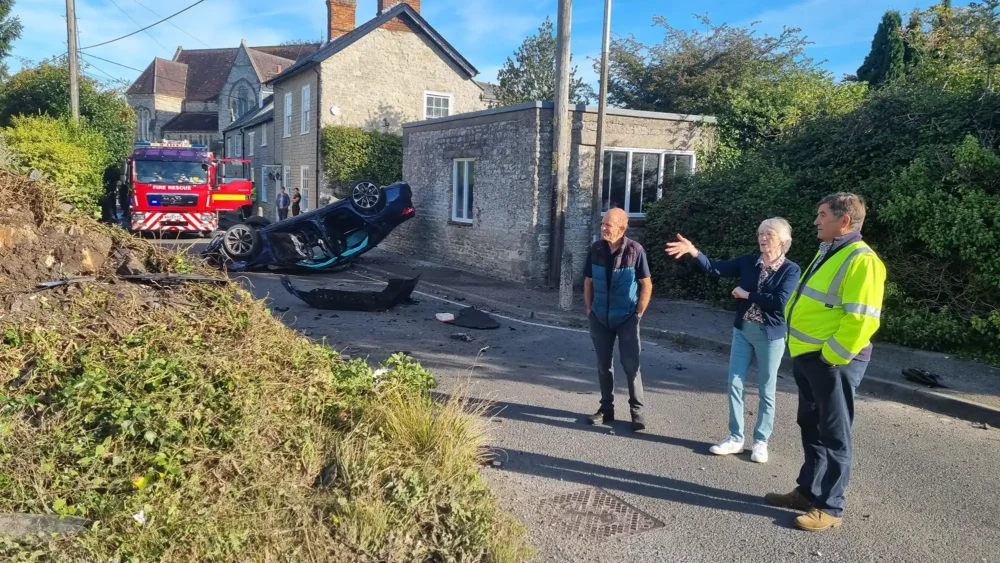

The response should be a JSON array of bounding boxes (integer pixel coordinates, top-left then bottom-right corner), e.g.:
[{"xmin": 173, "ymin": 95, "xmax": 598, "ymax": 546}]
[
  {"xmin": 727, "ymin": 322, "xmax": 784, "ymax": 443},
  {"xmin": 793, "ymin": 352, "xmax": 868, "ymax": 518}
]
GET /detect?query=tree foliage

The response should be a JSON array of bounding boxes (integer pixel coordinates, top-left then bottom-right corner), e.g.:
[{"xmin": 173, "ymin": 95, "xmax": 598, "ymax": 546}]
[
  {"xmin": 496, "ymin": 17, "xmax": 595, "ymax": 106},
  {"xmin": 639, "ymin": 2, "xmax": 1000, "ymax": 364},
  {"xmin": 604, "ymin": 15, "xmax": 863, "ymax": 157},
  {"xmin": 0, "ymin": 0, "xmax": 22, "ymax": 81},
  {"xmin": 857, "ymin": 11, "xmax": 908, "ymax": 86},
  {"xmin": 321, "ymin": 126, "xmax": 402, "ymax": 200},
  {"xmin": 0, "ymin": 61, "xmax": 135, "ymax": 165}
]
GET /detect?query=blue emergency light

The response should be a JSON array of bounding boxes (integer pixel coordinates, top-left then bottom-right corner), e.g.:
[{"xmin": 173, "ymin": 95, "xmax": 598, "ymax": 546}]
[
  {"xmin": 134, "ymin": 141, "xmax": 151, "ymax": 146},
  {"xmin": 191, "ymin": 144, "xmax": 208, "ymax": 148},
  {"xmin": 149, "ymin": 197, "xmax": 161, "ymax": 206}
]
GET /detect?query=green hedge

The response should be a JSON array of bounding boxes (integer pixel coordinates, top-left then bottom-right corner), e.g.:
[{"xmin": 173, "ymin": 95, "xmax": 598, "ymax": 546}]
[
  {"xmin": 2, "ymin": 114, "xmax": 108, "ymax": 213},
  {"xmin": 321, "ymin": 126, "xmax": 402, "ymax": 199},
  {"xmin": 645, "ymin": 84, "xmax": 1000, "ymax": 366}
]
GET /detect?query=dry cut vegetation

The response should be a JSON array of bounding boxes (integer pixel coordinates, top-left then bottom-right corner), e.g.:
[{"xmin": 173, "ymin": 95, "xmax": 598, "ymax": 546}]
[{"xmin": 0, "ymin": 170, "xmax": 530, "ymax": 562}]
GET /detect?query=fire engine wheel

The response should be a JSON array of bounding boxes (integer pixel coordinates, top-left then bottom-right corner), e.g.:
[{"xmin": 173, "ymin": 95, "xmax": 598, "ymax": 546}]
[
  {"xmin": 222, "ymin": 224, "xmax": 261, "ymax": 260},
  {"xmin": 350, "ymin": 180, "xmax": 383, "ymax": 215}
]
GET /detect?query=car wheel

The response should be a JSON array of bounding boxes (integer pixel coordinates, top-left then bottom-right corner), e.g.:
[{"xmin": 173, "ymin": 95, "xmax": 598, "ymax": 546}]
[
  {"xmin": 350, "ymin": 180, "xmax": 384, "ymax": 215},
  {"xmin": 222, "ymin": 223, "xmax": 261, "ymax": 260}
]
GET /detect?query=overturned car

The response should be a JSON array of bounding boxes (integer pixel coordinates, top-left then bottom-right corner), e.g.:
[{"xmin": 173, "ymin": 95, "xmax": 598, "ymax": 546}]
[{"xmin": 204, "ymin": 180, "xmax": 414, "ymax": 271}]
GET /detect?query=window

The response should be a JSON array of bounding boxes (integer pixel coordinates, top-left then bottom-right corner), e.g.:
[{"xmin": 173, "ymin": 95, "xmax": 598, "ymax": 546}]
[
  {"xmin": 135, "ymin": 107, "xmax": 152, "ymax": 141},
  {"xmin": 301, "ymin": 85, "xmax": 311, "ymax": 134},
  {"xmin": 600, "ymin": 149, "xmax": 695, "ymax": 217},
  {"xmin": 230, "ymin": 83, "xmax": 255, "ymax": 121},
  {"xmin": 452, "ymin": 159, "xmax": 474, "ymax": 223},
  {"xmin": 300, "ymin": 165, "xmax": 310, "ymax": 212},
  {"xmin": 235, "ymin": 134, "xmax": 243, "ymax": 157},
  {"xmin": 283, "ymin": 165, "xmax": 291, "ymax": 190},
  {"xmin": 425, "ymin": 92, "xmax": 452, "ymax": 119},
  {"xmin": 227, "ymin": 136, "xmax": 233, "ymax": 158},
  {"xmin": 284, "ymin": 92, "xmax": 292, "ymax": 138},
  {"xmin": 247, "ymin": 132, "xmax": 255, "ymax": 157},
  {"xmin": 260, "ymin": 124, "xmax": 267, "ymax": 147}
]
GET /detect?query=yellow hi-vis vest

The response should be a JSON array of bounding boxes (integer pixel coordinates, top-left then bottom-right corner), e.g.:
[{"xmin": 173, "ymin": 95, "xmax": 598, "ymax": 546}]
[{"xmin": 785, "ymin": 240, "xmax": 887, "ymax": 365}]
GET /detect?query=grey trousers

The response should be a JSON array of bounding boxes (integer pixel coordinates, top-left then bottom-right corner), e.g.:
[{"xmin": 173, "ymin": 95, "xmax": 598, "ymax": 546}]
[{"xmin": 589, "ymin": 312, "xmax": 645, "ymax": 417}]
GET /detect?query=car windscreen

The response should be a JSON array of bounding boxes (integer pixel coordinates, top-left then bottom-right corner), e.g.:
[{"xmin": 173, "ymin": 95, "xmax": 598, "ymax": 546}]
[{"xmin": 135, "ymin": 160, "xmax": 208, "ymax": 185}]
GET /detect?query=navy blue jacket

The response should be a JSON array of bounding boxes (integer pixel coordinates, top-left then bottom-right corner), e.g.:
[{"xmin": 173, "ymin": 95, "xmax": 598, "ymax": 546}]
[
  {"xmin": 585, "ymin": 237, "xmax": 650, "ymax": 329},
  {"xmin": 694, "ymin": 253, "xmax": 801, "ymax": 341}
]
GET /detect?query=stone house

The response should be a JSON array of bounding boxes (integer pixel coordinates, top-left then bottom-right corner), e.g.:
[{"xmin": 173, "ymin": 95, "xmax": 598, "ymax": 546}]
[
  {"xmin": 127, "ymin": 42, "xmax": 320, "ymax": 154},
  {"xmin": 266, "ymin": 0, "xmax": 492, "ymax": 212},
  {"xmin": 222, "ymin": 96, "xmax": 282, "ymax": 219},
  {"xmin": 384, "ymin": 102, "xmax": 716, "ymax": 285}
]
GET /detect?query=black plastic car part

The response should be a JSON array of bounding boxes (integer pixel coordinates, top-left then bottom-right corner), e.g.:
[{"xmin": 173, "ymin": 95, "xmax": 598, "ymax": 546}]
[{"xmin": 280, "ymin": 275, "xmax": 420, "ymax": 312}]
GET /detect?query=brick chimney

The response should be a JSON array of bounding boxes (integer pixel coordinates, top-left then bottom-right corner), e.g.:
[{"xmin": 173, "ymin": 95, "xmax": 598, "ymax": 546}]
[
  {"xmin": 327, "ymin": 0, "xmax": 357, "ymax": 41},
  {"xmin": 377, "ymin": 0, "xmax": 420, "ymax": 14}
]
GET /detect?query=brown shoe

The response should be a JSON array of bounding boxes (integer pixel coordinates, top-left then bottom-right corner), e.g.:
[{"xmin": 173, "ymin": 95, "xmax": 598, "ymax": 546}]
[
  {"xmin": 764, "ymin": 489, "xmax": 813, "ymax": 512},
  {"xmin": 795, "ymin": 508, "xmax": 843, "ymax": 532}
]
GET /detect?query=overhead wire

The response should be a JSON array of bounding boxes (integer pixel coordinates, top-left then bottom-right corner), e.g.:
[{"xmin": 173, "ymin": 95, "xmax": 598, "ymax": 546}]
[
  {"xmin": 107, "ymin": 0, "xmax": 168, "ymax": 50},
  {"xmin": 131, "ymin": 0, "xmax": 211, "ymax": 48},
  {"xmin": 80, "ymin": 0, "xmax": 206, "ymax": 50}
]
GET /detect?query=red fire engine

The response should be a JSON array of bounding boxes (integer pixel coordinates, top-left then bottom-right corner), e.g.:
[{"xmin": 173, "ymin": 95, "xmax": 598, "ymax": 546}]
[{"xmin": 123, "ymin": 140, "xmax": 253, "ymax": 234}]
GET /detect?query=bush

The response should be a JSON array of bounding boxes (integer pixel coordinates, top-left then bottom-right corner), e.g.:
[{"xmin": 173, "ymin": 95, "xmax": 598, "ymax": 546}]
[
  {"xmin": 644, "ymin": 85, "xmax": 1000, "ymax": 365},
  {"xmin": 321, "ymin": 126, "xmax": 402, "ymax": 199},
  {"xmin": 2, "ymin": 114, "xmax": 108, "ymax": 213}
]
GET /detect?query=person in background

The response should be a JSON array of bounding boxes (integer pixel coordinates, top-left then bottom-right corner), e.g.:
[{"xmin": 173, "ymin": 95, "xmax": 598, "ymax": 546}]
[
  {"xmin": 292, "ymin": 188, "xmax": 302, "ymax": 217},
  {"xmin": 665, "ymin": 218, "xmax": 801, "ymax": 464},
  {"xmin": 276, "ymin": 187, "xmax": 291, "ymax": 221},
  {"xmin": 583, "ymin": 208, "xmax": 653, "ymax": 432},
  {"xmin": 766, "ymin": 193, "xmax": 886, "ymax": 532}
]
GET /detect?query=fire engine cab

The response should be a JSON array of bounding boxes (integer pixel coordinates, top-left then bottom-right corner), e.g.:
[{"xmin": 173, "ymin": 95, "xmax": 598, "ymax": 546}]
[{"xmin": 123, "ymin": 140, "xmax": 253, "ymax": 234}]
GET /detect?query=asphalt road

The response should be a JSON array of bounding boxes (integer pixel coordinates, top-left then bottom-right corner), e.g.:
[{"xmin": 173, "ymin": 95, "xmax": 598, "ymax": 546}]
[{"xmin": 225, "ymin": 268, "xmax": 1000, "ymax": 563}]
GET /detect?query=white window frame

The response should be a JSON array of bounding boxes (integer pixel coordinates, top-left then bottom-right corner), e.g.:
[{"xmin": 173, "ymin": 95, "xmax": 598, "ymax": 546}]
[
  {"xmin": 451, "ymin": 158, "xmax": 474, "ymax": 224},
  {"xmin": 424, "ymin": 91, "xmax": 453, "ymax": 120},
  {"xmin": 260, "ymin": 124, "xmax": 267, "ymax": 147},
  {"xmin": 283, "ymin": 92, "xmax": 292, "ymax": 138},
  {"xmin": 599, "ymin": 147, "xmax": 697, "ymax": 218},
  {"xmin": 227, "ymin": 136, "xmax": 233, "ymax": 158},
  {"xmin": 301, "ymin": 85, "xmax": 311, "ymax": 135},
  {"xmin": 300, "ymin": 165, "xmax": 310, "ymax": 212},
  {"xmin": 283, "ymin": 165, "xmax": 291, "ymax": 189},
  {"xmin": 261, "ymin": 166, "xmax": 269, "ymax": 203},
  {"xmin": 235, "ymin": 134, "xmax": 243, "ymax": 157},
  {"xmin": 247, "ymin": 132, "xmax": 255, "ymax": 156}
]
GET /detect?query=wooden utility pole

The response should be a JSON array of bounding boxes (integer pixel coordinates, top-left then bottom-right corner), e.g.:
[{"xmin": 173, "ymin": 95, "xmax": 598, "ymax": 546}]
[
  {"xmin": 549, "ymin": 0, "xmax": 573, "ymax": 310},
  {"xmin": 590, "ymin": 0, "xmax": 612, "ymax": 244},
  {"xmin": 66, "ymin": 0, "xmax": 80, "ymax": 122}
]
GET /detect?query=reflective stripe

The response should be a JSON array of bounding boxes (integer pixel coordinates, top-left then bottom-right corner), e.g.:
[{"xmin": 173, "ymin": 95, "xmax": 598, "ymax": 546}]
[
  {"xmin": 843, "ymin": 303, "xmax": 881, "ymax": 318},
  {"xmin": 826, "ymin": 337, "xmax": 856, "ymax": 361},
  {"xmin": 789, "ymin": 328, "xmax": 824, "ymax": 345},
  {"xmin": 827, "ymin": 247, "xmax": 872, "ymax": 299},
  {"xmin": 801, "ymin": 286, "xmax": 841, "ymax": 306}
]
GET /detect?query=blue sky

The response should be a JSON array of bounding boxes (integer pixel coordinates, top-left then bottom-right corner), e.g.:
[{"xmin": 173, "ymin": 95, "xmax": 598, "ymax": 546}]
[{"xmin": 11, "ymin": 0, "xmax": 936, "ymax": 94}]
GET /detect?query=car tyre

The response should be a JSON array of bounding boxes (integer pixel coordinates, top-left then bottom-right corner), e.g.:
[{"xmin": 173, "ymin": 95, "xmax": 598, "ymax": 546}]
[
  {"xmin": 222, "ymin": 223, "xmax": 261, "ymax": 260},
  {"xmin": 350, "ymin": 179, "xmax": 384, "ymax": 215}
]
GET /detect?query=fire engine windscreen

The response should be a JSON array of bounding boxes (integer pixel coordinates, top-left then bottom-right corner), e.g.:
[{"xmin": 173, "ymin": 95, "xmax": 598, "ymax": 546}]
[{"xmin": 135, "ymin": 161, "xmax": 208, "ymax": 185}]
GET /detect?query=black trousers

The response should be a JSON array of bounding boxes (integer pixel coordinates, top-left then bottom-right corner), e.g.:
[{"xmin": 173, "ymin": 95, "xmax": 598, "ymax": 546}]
[
  {"xmin": 589, "ymin": 312, "xmax": 645, "ymax": 418},
  {"xmin": 793, "ymin": 351, "xmax": 868, "ymax": 517},
  {"xmin": 278, "ymin": 207, "xmax": 289, "ymax": 220}
]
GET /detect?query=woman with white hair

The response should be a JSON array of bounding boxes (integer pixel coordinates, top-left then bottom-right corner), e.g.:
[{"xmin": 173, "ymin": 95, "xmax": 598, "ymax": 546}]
[{"xmin": 665, "ymin": 218, "xmax": 801, "ymax": 463}]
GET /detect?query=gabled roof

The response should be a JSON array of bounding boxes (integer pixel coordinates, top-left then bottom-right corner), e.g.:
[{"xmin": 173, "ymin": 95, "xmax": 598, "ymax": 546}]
[
  {"xmin": 476, "ymin": 81, "xmax": 498, "ymax": 101},
  {"xmin": 161, "ymin": 112, "xmax": 219, "ymax": 132},
  {"xmin": 127, "ymin": 44, "xmax": 320, "ymax": 102},
  {"xmin": 265, "ymin": 3, "xmax": 478, "ymax": 85},
  {"xmin": 223, "ymin": 94, "xmax": 275, "ymax": 133},
  {"xmin": 127, "ymin": 58, "xmax": 188, "ymax": 97},
  {"xmin": 247, "ymin": 50, "xmax": 294, "ymax": 83}
]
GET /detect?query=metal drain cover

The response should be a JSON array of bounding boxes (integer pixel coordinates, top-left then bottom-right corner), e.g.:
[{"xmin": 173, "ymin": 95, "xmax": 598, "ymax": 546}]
[{"xmin": 538, "ymin": 487, "xmax": 664, "ymax": 539}]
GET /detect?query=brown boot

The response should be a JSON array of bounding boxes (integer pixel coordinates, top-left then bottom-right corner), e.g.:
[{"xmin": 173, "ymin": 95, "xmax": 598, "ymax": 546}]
[
  {"xmin": 764, "ymin": 489, "xmax": 813, "ymax": 511},
  {"xmin": 795, "ymin": 508, "xmax": 843, "ymax": 531}
]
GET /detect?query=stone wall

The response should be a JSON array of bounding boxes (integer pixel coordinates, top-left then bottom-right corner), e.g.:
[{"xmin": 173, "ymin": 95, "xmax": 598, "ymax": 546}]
[
  {"xmin": 218, "ymin": 46, "xmax": 262, "ymax": 133},
  {"xmin": 272, "ymin": 69, "xmax": 320, "ymax": 213},
  {"xmin": 127, "ymin": 94, "xmax": 182, "ymax": 142},
  {"xmin": 394, "ymin": 102, "xmax": 716, "ymax": 285},
  {"xmin": 318, "ymin": 26, "xmax": 487, "ymax": 133},
  {"xmin": 387, "ymin": 105, "xmax": 550, "ymax": 283}
]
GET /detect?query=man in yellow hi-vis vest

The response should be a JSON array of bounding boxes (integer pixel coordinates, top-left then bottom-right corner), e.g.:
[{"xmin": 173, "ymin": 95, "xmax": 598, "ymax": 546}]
[{"xmin": 765, "ymin": 193, "xmax": 886, "ymax": 532}]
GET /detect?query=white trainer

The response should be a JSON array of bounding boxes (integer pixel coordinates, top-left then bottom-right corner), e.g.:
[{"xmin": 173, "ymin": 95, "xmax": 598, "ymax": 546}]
[
  {"xmin": 751, "ymin": 440, "xmax": 769, "ymax": 463},
  {"xmin": 709, "ymin": 436, "xmax": 745, "ymax": 456}
]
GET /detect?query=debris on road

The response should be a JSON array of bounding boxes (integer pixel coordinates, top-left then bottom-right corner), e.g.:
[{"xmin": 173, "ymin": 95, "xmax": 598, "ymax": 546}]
[
  {"xmin": 972, "ymin": 422, "xmax": 991, "ymax": 430},
  {"xmin": 451, "ymin": 333, "xmax": 474, "ymax": 343},
  {"xmin": 437, "ymin": 307, "xmax": 500, "ymax": 329},
  {"xmin": 280, "ymin": 275, "xmax": 418, "ymax": 312},
  {"xmin": 902, "ymin": 368, "xmax": 949, "ymax": 388},
  {"xmin": 273, "ymin": 306, "xmax": 290, "ymax": 313}
]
